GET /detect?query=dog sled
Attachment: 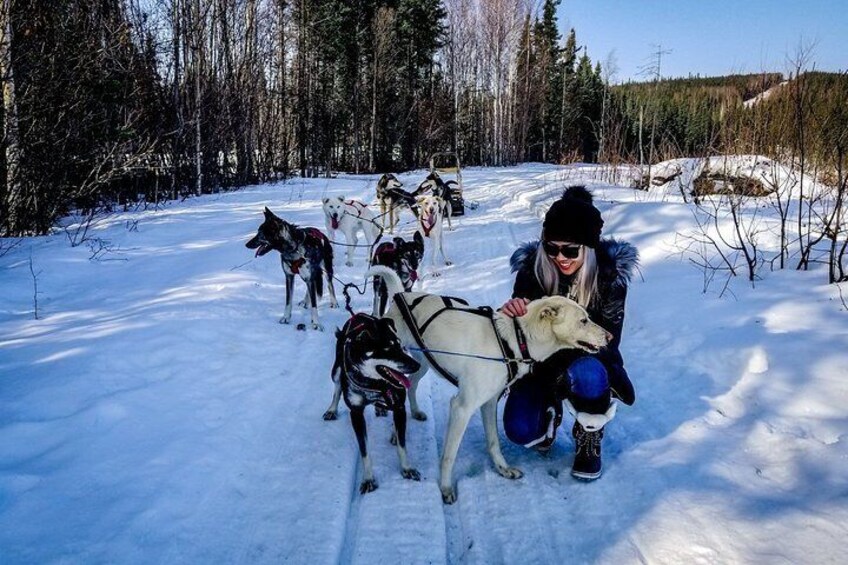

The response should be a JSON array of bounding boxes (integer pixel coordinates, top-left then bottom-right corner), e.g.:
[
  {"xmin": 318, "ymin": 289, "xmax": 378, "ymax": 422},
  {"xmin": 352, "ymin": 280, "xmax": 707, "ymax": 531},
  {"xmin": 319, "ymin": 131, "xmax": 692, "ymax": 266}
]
[{"xmin": 428, "ymin": 152, "xmax": 476, "ymax": 216}]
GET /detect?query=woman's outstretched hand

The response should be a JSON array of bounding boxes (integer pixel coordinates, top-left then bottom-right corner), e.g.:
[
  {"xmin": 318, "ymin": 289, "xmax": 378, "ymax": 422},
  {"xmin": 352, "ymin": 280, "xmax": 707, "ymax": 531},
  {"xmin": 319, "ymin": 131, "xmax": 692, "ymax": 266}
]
[{"xmin": 500, "ymin": 298, "xmax": 530, "ymax": 318}]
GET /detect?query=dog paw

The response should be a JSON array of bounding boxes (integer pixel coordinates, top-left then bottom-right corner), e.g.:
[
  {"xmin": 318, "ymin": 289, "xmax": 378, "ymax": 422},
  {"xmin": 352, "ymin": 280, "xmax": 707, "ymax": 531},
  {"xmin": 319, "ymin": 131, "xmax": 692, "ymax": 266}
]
[
  {"xmin": 360, "ymin": 479, "xmax": 378, "ymax": 494},
  {"xmin": 279, "ymin": 317, "xmax": 291, "ymax": 325},
  {"xmin": 311, "ymin": 323, "xmax": 324, "ymax": 332},
  {"xmin": 431, "ymin": 271, "xmax": 441, "ymax": 278},
  {"xmin": 445, "ymin": 260, "xmax": 453, "ymax": 266},
  {"xmin": 322, "ymin": 410, "xmax": 338, "ymax": 421},
  {"xmin": 440, "ymin": 486, "xmax": 457, "ymax": 505},
  {"xmin": 329, "ymin": 302, "xmax": 339, "ymax": 309},
  {"xmin": 411, "ymin": 410, "xmax": 428, "ymax": 422},
  {"xmin": 496, "ymin": 465, "xmax": 524, "ymax": 480},
  {"xmin": 375, "ymin": 407, "xmax": 388, "ymax": 418},
  {"xmin": 297, "ymin": 300, "xmax": 307, "ymax": 308},
  {"xmin": 296, "ymin": 323, "xmax": 307, "ymax": 331},
  {"xmin": 345, "ymin": 260, "xmax": 354, "ymax": 267},
  {"xmin": 402, "ymin": 468, "xmax": 421, "ymax": 481}
]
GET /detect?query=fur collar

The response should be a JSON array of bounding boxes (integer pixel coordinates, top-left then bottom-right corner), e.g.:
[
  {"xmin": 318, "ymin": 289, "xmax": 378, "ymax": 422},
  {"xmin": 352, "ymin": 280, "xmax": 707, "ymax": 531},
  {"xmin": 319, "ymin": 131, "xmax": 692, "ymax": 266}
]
[{"xmin": 509, "ymin": 238, "xmax": 639, "ymax": 289}]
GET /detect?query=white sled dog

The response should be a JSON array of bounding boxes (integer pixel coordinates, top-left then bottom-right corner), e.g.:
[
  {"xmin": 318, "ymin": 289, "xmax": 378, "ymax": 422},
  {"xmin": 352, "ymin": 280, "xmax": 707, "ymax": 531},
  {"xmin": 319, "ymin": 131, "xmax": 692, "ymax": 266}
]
[
  {"xmin": 322, "ymin": 196, "xmax": 381, "ymax": 266},
  {"xmin": 416, "ymin": 194, "xmax": 451, "ymax": 276},
  {"xmin": 366, "ymin": 265, "xmax": 612, "ymax": 504}
]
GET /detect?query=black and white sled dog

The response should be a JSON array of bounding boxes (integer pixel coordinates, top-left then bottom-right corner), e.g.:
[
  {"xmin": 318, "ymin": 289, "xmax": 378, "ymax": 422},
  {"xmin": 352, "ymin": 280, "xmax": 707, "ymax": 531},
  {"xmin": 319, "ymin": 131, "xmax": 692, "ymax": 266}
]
[
  {"xmin": 417, "ymin": 171, "xmax": 453, "ymax": 230},
  {"xmin": 323, "ymin": 313, "xmax": 422, "ymax": 494},
  {"xmin": 375, "ymin": 173, "xmax": 425, "ymax": 234},
  {"xmin": 370, "ymin": 232, "xmax": 425, "ymax": 316},
  {"xmin": 246, "ymin": 207, "xmax": 338, "ymax": 331},
  {"xmin": 367, "ymin": 265, "xmax": 612, "ymax": 504},
  {"xmin": 416, "ymin": 194, "xmax": 451, "ymax": 276},
  {"xmin": 322, "ymin": 196, "xmax": 381, "ymax": 267}
]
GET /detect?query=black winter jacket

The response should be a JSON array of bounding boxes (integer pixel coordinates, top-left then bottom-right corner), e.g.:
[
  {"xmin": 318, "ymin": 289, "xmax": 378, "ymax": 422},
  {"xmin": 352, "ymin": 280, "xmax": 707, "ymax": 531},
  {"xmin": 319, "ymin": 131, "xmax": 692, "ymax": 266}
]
[{"xmin": 509, "ymin": 238, "xmax": 638, "ymax": 405}]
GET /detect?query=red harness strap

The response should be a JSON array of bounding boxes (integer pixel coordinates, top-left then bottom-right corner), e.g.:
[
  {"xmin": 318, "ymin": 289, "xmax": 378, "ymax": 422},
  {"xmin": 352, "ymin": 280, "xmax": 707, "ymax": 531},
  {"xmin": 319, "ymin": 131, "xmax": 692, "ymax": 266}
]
[
  {"xmin": 290, "ymin": 258, "xmax": 306, "ymax": 274},
  {"xmin": 421, "ymin": 215, "xmax": 437, "ymax": 237}
]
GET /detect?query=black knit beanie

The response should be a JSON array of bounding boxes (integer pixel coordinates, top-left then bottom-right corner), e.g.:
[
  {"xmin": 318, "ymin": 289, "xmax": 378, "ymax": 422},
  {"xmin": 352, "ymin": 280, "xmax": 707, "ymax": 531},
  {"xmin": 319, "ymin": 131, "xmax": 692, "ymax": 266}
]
[{"xmin": 542, "ymin": 185, "xmax": 604, "ymax": 248}]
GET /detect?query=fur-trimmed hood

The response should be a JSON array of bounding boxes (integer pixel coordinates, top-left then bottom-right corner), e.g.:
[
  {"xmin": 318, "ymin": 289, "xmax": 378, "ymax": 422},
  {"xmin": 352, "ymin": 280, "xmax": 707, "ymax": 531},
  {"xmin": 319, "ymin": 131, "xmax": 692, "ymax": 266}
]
[{"xmin": 510, "ymin": 238, "xmax": 639, "ymax": 290}]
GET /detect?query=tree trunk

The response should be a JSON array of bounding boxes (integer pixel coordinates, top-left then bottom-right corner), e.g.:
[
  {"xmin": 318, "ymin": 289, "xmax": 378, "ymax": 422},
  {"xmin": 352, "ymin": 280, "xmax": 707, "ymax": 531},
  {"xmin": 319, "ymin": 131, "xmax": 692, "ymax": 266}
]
[{"xmin": 1, "ymin": 0, "xmax": 22, "ymax": 234}]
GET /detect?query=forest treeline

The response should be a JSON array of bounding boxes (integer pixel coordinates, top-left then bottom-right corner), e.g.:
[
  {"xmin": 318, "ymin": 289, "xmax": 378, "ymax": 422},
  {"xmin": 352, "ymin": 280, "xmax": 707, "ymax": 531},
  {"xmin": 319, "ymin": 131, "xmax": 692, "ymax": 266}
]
[{"xmin": 0, "ymin": 0, "xmax": 845, "ymax": 236}]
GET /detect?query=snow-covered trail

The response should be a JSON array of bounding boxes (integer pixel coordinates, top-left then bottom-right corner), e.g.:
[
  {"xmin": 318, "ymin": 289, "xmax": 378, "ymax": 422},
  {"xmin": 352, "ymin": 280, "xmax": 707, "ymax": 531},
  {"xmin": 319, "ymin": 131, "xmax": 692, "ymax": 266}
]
[{"xmin": 2, "ymin": 165, "xmax": 847, "ymax": 563}]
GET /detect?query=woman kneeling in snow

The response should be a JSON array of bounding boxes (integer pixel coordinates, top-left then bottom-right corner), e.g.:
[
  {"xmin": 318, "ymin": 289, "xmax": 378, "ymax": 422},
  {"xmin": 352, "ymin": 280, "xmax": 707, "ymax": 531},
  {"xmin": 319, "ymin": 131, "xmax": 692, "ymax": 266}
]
[{"xmin": 500, "ymin": 186, "xmax": 638, "ymax": 480}]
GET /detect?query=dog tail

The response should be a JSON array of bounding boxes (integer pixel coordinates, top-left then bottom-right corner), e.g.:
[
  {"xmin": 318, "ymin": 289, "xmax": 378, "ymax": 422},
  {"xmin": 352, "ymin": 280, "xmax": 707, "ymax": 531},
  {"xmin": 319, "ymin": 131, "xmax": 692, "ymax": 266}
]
[{"xmin": 366, "ymin": 265, "xmax": 405, "ymax": 301}]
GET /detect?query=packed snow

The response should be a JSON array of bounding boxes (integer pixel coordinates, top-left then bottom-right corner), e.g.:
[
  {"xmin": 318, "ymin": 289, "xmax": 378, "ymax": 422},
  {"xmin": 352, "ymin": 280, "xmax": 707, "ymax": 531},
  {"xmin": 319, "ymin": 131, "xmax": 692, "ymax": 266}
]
[{"xmin": 1, "ymin": 164, "xmax": 847, "ymax": 563}]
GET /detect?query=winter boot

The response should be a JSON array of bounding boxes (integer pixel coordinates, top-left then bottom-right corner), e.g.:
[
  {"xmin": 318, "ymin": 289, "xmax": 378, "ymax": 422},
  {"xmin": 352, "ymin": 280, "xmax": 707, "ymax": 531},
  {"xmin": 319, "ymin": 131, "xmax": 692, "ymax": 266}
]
[
  {"xmin": 571, "ymin": 421, "xmax": 604, "ymax": 480},
  {"xmin": 533, "ymin": 403, "xmax": 563, "ymax": 454},
  {"xmin": 564, "ymin": 399, "xmax": 616, "ymax": 480}
]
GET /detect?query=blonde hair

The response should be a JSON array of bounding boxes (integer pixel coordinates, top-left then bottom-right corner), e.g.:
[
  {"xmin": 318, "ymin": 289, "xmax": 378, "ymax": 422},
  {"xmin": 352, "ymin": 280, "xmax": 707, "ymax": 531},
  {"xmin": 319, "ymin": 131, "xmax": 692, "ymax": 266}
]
[{"xmin": 533, "ymin": 237, "xmax": 598, "ymax": 308}]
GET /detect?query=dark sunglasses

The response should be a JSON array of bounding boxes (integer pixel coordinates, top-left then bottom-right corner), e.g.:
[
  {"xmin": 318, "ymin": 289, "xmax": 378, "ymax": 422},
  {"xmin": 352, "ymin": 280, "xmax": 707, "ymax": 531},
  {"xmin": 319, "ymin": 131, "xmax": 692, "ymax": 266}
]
[{"xmin": 542, "ymin": 241, "xmax": 581, "ymax": 259}]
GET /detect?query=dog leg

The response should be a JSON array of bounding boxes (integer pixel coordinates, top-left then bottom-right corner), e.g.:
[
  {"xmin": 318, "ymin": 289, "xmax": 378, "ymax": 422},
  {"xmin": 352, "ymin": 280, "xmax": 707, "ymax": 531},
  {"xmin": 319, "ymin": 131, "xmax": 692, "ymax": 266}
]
[
  {"xmin": 438, "ymin": 229, "xmax": 452, "ymax": 267},
  {"xmin": 427, "ymin": 235, "xmax": 441, "ymax": 278},
  {"xmin": 326, "ymin": 225, "xmax": 336, "ymax": 251},
  {"xmin": 280, "ymin": 273, "xmax": 295, "ymax": 324},
  {"xmin": 346, "ymin": 231, "xmax": 357, "ymax": 267},
  {"xmin": 307, "ymin": 282, "xmax": 323, "ymax": 331},
  {"xmin": 445, "ymin": 203, "xmax": 453, "ymax": 231},
  {"xmin": 350, "ymin": 407, "xmax": 377, "ymax": 494},
  {"xmin": 481, "ymin": 398, "xmax": 523, "ymax": 480},
  {"xmin": 407, "ymin": 363, "xmax": 428, "ymax": 421},
  {"xmin": 439, "ymin": 394, "xmax": 476, "ymax": 504},
  {"xmin": 323, "ymin": 380, "xmax": 342, "ymax": 420},
  {"xmin": 393, "ymin": 407, "xmax": 420, "ymax": 481},
  {"xmin": 326, "ymin": 271, "xmax": 339, "ymax": 309}
]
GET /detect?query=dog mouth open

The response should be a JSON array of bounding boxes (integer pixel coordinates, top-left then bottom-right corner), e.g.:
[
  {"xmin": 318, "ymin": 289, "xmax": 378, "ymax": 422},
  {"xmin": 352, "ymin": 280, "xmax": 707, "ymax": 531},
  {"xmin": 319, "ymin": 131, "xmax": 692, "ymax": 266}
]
[
  {"xmin": 254, "ymin": 243, "xmax": 273, "ymax": 257},
  {"xmin": 576, "ymin": 340, "xmax": 602, "ymax": 354},
  {"xmin": 377, "ymin": 365, "xmax": 411, "ymax": 389}
]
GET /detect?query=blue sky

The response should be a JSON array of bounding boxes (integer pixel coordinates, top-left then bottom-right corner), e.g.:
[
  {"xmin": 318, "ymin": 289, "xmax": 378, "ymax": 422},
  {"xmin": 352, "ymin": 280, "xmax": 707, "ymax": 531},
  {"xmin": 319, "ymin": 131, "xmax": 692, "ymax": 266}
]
[{"xmin": 557, "ymin": 0, "xmax": 847, "ymax": 83}]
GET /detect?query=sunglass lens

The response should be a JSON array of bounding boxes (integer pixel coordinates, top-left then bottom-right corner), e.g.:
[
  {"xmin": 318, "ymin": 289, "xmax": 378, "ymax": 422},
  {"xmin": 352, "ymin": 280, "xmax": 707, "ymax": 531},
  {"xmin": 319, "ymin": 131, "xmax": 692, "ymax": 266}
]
[{"xmin": 543, "ymin": 242, "xmax": 580, "ymax": 258}]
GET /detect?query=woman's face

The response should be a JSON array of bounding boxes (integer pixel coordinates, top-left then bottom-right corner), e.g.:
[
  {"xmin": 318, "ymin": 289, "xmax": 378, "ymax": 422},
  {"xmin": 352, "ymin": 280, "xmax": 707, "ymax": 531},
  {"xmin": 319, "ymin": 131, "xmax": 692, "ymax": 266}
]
[{"xmin": 543, "ymin": 240, "xmax": 584, "ymax": 276}]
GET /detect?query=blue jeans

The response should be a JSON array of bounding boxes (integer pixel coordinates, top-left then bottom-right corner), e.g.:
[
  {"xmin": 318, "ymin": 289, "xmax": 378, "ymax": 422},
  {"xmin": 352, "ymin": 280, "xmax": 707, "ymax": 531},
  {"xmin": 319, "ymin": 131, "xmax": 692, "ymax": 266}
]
[{"xmin": 504, "ymin": 356, "xmax": 610, "ymax": 446}]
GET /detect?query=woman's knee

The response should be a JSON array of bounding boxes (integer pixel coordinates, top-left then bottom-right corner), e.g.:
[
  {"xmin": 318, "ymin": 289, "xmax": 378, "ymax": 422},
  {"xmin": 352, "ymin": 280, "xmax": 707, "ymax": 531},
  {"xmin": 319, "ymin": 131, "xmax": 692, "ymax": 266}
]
[
  {"xmin": 567, "ymin": 357, "xmax": 609, "ymax": 400},
  {"xmin": 503, "ymin": 386, "xmax": 550, "ymax": 445}
]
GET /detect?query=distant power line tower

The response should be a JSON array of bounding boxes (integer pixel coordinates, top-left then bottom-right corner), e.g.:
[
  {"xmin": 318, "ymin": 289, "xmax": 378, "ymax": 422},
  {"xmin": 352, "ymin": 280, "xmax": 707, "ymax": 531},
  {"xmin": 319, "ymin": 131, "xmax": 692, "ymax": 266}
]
[{"xmin": 637, "ymin": 44, "xmax": 673, "ymax": 188}]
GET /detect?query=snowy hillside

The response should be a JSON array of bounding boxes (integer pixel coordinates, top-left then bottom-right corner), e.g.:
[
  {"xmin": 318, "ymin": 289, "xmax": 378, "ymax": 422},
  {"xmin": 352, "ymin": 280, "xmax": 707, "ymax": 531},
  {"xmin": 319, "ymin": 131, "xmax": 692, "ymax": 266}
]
[{"xmin": 2, "ymin": 165, "xmax": 847, "ymax": 563}]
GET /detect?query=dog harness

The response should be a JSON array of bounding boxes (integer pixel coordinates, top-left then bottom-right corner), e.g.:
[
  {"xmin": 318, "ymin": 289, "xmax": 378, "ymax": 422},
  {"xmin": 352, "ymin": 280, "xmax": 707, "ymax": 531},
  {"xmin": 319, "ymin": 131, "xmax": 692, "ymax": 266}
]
[
  {"xmin": 420, "ymin": 213, "xmax": 438, "ymax": 237},
  {"xmin": 340, "ymin": 313, "xmax": 406, "ymax": 410},
  {"xmin": 392, "ymin": 294, "xmax": 534, "ymax": 390},
  {"xmin": 333, "ymin": 200, "xmax": 370, "ymax": 229},
  {"xmin": 283, "ymin": 227, "xmax": 326, "ymax": 274}
]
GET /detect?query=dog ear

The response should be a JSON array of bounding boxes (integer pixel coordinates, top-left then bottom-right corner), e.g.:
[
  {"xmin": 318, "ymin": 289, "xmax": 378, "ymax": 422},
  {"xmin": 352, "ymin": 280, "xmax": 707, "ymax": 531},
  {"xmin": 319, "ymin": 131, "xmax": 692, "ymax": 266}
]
[
  {"xmin": 379, "ymin": 318, "xmax": 397, "ymax": 333},
  {"xmin": 264, "ymin": 206, "xmax": 274, "ymax": 218},
  {"xmin": 539, "ymin": 304, "xmax": 561, "ymax": 320},
  {"xmin": 413, "ymin": 231, "xmax": 424, "ymax": 246},
  {"xmin": 322, "ymin": 197, "xmax": 329, "ymax": 204},
  {"xmin": 393, "ymin": 236, "xmax": 405, "ymax": 247},
  {"xmin": 339, "ymin": 195, "xmax": 345, "ymax": 201}
]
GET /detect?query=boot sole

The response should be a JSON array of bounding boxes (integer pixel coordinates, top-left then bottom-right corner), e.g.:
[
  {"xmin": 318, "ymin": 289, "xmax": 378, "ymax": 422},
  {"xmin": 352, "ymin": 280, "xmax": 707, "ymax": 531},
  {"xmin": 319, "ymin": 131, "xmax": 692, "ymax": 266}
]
[{"xmin": 571, "ymin": 469, "xmax": 602, "ymax": 481}]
